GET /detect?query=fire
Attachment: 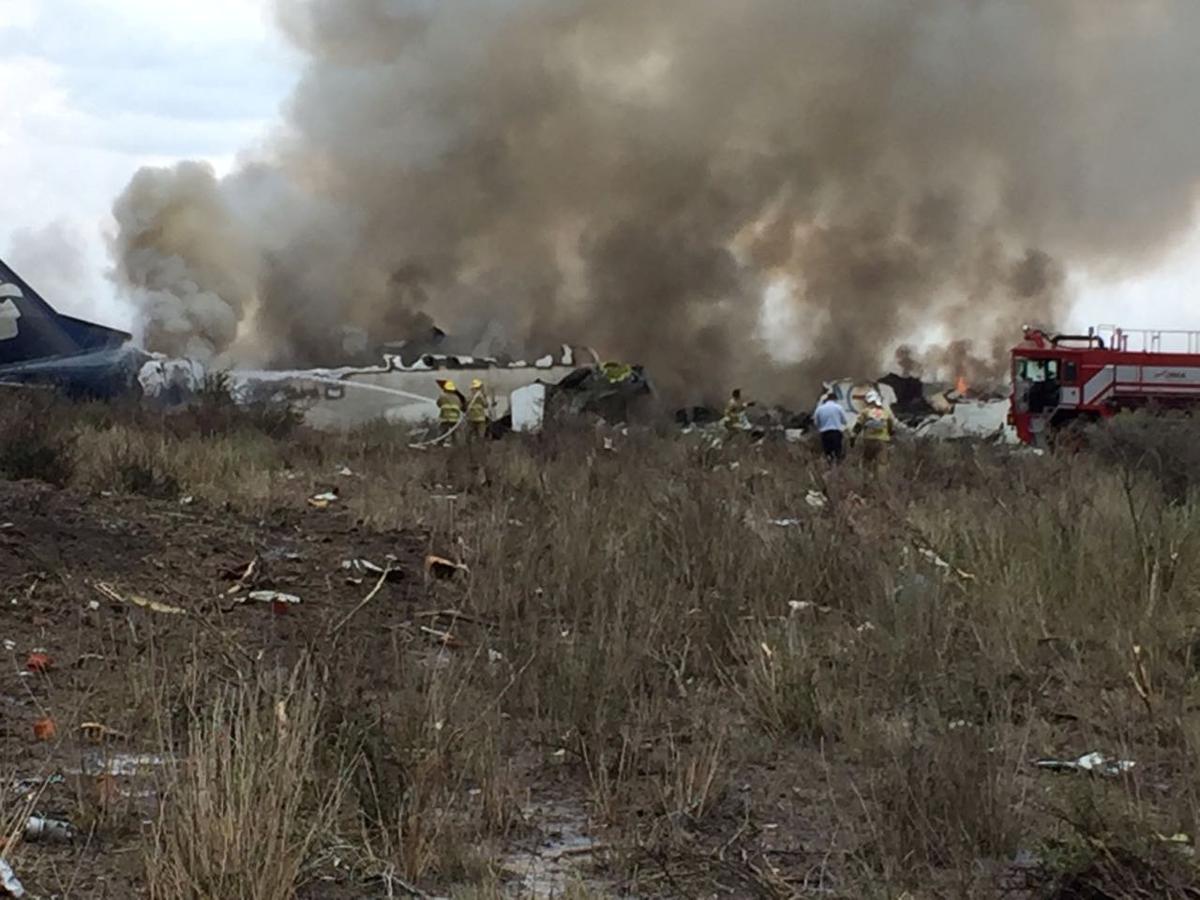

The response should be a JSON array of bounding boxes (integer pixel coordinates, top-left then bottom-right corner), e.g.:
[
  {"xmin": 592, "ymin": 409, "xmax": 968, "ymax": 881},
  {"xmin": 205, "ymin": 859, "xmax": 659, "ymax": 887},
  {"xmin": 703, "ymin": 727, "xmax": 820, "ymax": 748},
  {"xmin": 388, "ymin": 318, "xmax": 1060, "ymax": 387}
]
[{"xmin": 955, "ymin": 374, "xmax": 969, "ymax": 395}]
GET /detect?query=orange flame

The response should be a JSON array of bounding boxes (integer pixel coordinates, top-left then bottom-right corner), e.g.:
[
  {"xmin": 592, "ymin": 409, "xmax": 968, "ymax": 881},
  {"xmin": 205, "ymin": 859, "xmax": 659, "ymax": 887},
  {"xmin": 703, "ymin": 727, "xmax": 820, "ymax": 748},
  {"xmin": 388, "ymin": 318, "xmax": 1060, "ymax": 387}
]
[{"xmin": 955, "ymin": 375, "xmax": 969, "ymax": 395}]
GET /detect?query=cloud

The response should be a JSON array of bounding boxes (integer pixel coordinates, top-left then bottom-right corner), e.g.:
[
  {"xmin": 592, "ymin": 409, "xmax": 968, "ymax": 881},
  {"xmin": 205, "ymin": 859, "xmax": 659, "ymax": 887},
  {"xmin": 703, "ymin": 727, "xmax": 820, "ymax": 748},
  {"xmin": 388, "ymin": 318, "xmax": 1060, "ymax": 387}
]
[{"xmin": 0, "ymin": 0, "xmax": 291, "ymax": 328}]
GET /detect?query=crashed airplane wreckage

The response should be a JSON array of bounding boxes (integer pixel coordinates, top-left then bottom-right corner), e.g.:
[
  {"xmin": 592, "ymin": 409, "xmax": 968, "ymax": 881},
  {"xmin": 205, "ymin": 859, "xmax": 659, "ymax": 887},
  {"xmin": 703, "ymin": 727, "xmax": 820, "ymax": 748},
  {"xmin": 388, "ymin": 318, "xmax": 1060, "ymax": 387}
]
[
  {"xmin": 0, "ymin": 257, "xmax": 145, "ymax": 397},
  {"xmin": 0, "ymin": 255, "xmax": 1005, "ymax": 440},
  {"xmin": 0, "ymin": 256, "xmax": 654, "ymax": 431},
  {"xmin": 213, "ymin": 353, "xmax": 654, "ymax": 433}
]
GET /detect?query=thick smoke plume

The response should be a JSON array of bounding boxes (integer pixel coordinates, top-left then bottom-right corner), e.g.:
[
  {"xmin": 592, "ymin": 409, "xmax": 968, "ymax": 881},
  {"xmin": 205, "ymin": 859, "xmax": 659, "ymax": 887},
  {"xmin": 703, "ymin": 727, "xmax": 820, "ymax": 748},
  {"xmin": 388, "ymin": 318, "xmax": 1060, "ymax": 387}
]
[{"xmin": 112, "ymin": 0, "xmax": 1200, "ymax": 401}]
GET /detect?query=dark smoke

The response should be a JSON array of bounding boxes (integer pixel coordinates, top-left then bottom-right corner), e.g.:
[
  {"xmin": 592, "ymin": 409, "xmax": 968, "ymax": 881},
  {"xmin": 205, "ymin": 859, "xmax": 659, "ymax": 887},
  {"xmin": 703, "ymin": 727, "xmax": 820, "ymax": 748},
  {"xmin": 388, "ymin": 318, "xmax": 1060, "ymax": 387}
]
[{"xmin": 111, "ymin": 0, "xmax": 1200, "ymax": 401}]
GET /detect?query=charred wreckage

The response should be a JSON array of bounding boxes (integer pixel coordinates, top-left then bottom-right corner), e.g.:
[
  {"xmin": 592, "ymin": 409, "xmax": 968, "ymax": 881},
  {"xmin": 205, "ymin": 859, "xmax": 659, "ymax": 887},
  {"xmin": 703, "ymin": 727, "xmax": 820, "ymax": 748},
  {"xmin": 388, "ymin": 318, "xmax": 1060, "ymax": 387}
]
[{"xmin": 0, "ymin": 256, "xmax": 1013, "ymax": 441}]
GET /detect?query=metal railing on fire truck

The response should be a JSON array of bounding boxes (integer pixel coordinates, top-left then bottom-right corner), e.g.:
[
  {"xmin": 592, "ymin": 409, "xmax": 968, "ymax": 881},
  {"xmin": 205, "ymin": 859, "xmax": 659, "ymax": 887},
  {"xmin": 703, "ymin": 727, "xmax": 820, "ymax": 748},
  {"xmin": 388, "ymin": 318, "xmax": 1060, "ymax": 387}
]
[{"xmin": 1093, "ymin": 325, "xmax": 1200, "ymax": 355}]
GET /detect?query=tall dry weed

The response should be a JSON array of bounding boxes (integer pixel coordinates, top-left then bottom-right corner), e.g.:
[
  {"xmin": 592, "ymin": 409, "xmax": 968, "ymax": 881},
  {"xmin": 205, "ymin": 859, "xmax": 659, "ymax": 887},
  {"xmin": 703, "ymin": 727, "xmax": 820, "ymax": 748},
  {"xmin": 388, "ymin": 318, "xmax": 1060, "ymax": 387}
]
[{"xmin": 145, "ymin": 663, "xmax": 342, "ymax": 900}]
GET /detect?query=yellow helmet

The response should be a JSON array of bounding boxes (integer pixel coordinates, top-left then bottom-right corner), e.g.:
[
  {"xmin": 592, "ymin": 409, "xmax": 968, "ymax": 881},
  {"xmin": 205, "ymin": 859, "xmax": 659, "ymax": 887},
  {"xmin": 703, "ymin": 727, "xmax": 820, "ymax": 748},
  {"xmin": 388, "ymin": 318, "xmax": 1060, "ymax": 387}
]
[
  {"xmin": 471, "ymin": 378, "xmax": 483, "ymax": 390},
  {"xmin": 443, "ymin": 380, "xmax": 457, "ymax": 392}
]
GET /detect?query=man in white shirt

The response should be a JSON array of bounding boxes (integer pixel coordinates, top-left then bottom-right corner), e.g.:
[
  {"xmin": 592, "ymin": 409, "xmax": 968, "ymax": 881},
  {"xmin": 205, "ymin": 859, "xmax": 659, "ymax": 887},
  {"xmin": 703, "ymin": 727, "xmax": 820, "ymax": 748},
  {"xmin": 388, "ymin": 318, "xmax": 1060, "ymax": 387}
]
[{"xmin": 813, "ymin": 393, "xmax": 850, "ymax": 462}]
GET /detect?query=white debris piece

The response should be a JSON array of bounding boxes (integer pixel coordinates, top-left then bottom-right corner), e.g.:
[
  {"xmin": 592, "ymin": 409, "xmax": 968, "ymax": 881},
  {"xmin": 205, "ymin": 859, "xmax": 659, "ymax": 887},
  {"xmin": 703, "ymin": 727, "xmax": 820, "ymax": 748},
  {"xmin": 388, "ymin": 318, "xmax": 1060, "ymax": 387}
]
[
  {"xmin": 915, "ymin": 399, "xmax": 1016, "ymax": 442},
  {"xmin": 138, "ymin": 357, "xmax": 207, "ymax": 401},
  {"xmin": 248, "ymin": 590, "xmax": 302, "ymax": 606},
  {"xmin": 534, "ymin": 354, "xmax": 555, "ymax": 369},
  {"xmin": 512, "ymin": 383, "xmax": 547, "ymax": 433},
  {"xmin": 0, "ymin": 860, "xmax": 24, "ymax": 897},
  {"xmin": 81, "ymin": 751, "xmax": 170, "ymax": 777},
  {"xmin": 1035, "ymin": 752, "xmax": 1136, "ymax": 778},
  {"xmin": 805, "ymin": 490, "xmax": 827, "ymax": 510},
  {"xmin": 770, "ymin": 518, "xmax": 804, "ymax": 528}
]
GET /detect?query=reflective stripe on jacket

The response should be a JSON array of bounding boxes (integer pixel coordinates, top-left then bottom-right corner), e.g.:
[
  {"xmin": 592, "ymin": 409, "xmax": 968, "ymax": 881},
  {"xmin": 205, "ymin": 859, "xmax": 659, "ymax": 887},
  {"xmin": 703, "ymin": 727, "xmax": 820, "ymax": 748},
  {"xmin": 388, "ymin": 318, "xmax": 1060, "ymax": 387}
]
[
  {"xmin": 857, "ymin": 407, "xmax": 893, "ymax": 441},
  {"xmin": 438, "ymin": 392, "xmax": 463, "ymax": 423},
  {"xmin": 467, "ymin": 390, "xmax": 489, "ymax": 423}
]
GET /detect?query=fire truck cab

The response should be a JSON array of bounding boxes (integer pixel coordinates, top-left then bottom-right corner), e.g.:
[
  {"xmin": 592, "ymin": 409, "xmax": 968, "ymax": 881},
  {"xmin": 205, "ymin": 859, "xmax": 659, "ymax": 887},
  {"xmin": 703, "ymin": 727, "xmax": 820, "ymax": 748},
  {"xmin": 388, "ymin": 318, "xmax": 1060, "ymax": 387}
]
[{"xmin": 1011, "ymin": 325, "xmax": 1200, "ymax": 445}]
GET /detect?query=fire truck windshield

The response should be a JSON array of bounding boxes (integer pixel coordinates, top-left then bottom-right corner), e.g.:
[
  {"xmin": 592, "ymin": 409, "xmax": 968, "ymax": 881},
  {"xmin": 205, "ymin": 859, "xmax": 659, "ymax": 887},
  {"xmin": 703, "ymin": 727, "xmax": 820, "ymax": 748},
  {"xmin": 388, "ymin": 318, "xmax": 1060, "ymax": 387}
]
[{"xmin": 1016, "ymin": 358, "xmax": 1058, "ymax": 383}]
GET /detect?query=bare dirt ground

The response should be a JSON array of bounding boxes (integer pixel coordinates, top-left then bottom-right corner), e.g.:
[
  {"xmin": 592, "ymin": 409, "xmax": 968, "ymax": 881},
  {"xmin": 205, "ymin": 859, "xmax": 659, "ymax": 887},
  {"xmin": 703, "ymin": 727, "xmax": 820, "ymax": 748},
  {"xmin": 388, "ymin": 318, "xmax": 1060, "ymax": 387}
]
[
  {"xmin": 2, "ymin": 395, "xmax": 1200, "ymax": 899},
  {"xmin": 0, "ymin": 477, "xmax": 426, "ymax": 897}
]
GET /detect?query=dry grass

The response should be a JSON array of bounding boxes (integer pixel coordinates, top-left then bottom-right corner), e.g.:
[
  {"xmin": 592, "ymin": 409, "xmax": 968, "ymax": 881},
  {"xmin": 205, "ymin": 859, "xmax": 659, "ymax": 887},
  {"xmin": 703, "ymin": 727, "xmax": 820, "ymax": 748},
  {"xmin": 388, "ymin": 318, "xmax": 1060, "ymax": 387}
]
[
  {"xmin": 145, "ymin": 662, "xmax": 342, "ymax": 900},
  {"xmin": 3, "ymin": 392, "xmax": 1200, "ymax": 896}
]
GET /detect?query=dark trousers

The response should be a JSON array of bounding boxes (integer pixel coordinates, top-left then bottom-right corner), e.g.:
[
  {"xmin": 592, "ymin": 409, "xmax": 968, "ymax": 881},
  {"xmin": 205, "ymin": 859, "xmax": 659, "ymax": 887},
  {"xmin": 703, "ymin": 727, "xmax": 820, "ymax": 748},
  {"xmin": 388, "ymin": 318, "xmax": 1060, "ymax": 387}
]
[{"xmin": 820, "ymin": 429, "xmax": 845, "ymax": 462}]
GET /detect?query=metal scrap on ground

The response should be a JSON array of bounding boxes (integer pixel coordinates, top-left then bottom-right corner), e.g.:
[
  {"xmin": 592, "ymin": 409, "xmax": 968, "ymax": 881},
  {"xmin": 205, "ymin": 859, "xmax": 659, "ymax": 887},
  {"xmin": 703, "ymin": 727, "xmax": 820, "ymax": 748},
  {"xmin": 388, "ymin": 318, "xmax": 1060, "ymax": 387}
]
[
  {"xmin": 0, "ymin": 859, "xmax": 25, "ymax": 898},
  {"xmin": 1035, "ymin": 752, "xmax": 1136, "ymax": 778},
  {"xmin": 94, "ymin": 582, "xmax": 185, "ymax": 616},
  {"xmin": 247, "ymin": 590, "xmax": 302, "ymax": 606}
]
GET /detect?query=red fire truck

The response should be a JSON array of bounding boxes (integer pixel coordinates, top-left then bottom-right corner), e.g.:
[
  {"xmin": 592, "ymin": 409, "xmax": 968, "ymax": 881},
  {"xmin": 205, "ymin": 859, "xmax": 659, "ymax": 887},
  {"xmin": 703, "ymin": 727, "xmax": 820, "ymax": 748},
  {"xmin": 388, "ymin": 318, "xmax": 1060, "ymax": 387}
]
[{"xmin": 1010, "ymin": 325, "xmax": 1200, "ymax": 445}]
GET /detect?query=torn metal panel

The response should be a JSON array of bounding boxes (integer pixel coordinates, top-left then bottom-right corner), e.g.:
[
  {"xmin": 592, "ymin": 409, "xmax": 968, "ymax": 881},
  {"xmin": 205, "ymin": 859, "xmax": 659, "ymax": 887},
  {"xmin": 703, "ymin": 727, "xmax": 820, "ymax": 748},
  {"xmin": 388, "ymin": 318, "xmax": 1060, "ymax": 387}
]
[
  {"xmin": 138, "ymin": 356, "xmax": 207, "ymax": 403},
  {"xmin": 511, "ymin": 383, "xmax": 547, "ymax": 432}
]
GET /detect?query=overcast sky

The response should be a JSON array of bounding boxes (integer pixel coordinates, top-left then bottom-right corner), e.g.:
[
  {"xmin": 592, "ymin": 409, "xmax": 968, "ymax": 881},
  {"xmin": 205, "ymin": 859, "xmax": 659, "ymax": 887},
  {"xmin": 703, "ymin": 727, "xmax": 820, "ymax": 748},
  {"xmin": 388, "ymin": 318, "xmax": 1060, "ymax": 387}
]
[
  {"xmin": 2, "ymin": 0, "xmax": 1200, "ymax": 340},
  {"xmin": 0, "ymin": 0, "xmax": 292, "ymax": 326}
]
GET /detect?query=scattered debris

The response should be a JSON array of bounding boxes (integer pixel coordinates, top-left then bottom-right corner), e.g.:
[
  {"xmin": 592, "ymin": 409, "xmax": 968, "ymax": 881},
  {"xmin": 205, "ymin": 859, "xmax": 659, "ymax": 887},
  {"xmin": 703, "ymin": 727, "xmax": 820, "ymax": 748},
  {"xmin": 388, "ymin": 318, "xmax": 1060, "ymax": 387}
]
[
  {"xmin": 341, "ymin": 558, "xmax": 402, "ymax": 584},
  {"xmin": 32, "ymin": 716, "xmax": 56, "ymax": 741},
  {"xmin": 245, "ymin": 590, "xmax": 301, "ymax": 615},
  {"xmin": 80, "ymin": 722, "xmax": 128, "ymax": 744},
  {"xmin": 24, "ymin": 650, "xmax": 52, "ymax": 673},
  {"xmin": 179, "ymin": 495, "xmax": 195, "ymax": 506},
  {"xmin": 307, "ymin": 491, "xmax": 339, "ymax": 509},
  {"xmin": 336, "ymin": 465, "xmax": 355, "ymax": 477},
  {"xmin": 11, "ymin": 775, "xmax": 65, "ymax": 798},
  {"xmin": 425, "ymin": 555, "xmax": 470, "ymax": 580},
  {"xmin": 914, "ymin": 399, "xmax": 1015, "ymax": 442},
  {"xmin": 24, "ymin": 816, "xmax": 76, "ymax": 843},
  {"xmin": 94, "ymin": 582, "xmax": 186, "ymax": 616},
  {"xmin": 0, "ymin": 859, "xmax": 25, "ymax": 898},
  {"xmin": 80, "ymin": 751, "xmax": 170, "ymax": 778},
  {"xmin": 247, "ymin": 590, "xmax": 302, "ymax": 606},
  {"xmin": 1035, "ymin": 752, "xmax": 1136, "ymax": 778},
  {"xmin": 769, "ymin": 518, "xmax": 804, "ymax": 528},
  {"xmin": 805, "ymin": 490, "xmax": 828, "ymax": 510}
]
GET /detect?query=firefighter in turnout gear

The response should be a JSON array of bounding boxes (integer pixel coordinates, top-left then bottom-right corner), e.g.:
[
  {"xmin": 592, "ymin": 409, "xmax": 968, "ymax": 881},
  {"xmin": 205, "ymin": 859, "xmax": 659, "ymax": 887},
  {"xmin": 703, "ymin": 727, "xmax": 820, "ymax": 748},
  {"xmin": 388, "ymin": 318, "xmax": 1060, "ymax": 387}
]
[
  {"xmin": 466, "ymin": 378, "xmax": 491, "ymax": 441},
  {"xmin": 853, "ymin": 390, "xmax": 896, "ymax": 465},
  {"xmin": 724, "ymin": 388, "xmax": 752, "ymax": 435},
  {"xmin": 437, "ymin": 380, "xmax": 465, "ymax": 443}
]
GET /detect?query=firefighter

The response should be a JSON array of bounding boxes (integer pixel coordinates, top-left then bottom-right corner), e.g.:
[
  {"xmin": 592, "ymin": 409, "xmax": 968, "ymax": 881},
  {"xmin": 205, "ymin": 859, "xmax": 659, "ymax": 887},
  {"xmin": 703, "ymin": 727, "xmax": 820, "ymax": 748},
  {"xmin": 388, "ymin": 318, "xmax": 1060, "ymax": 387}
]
[
  {"xmin": 602, "ymin": 361, "xmax": 634, "ymax": 384},
  {"xmin": 852, "ymin": 390, "xmax": 896, "ymax": 465},
  {"xmin": 436, "ymin": 379, "xmax": 464, "ymax": 443},
  {"xmin": 466, "ymin": 377, "xmax": 491, "ymax": 441},
  {"xmin": 724, "ymin": 388, "xmax": 751, "ymax": 435}
]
